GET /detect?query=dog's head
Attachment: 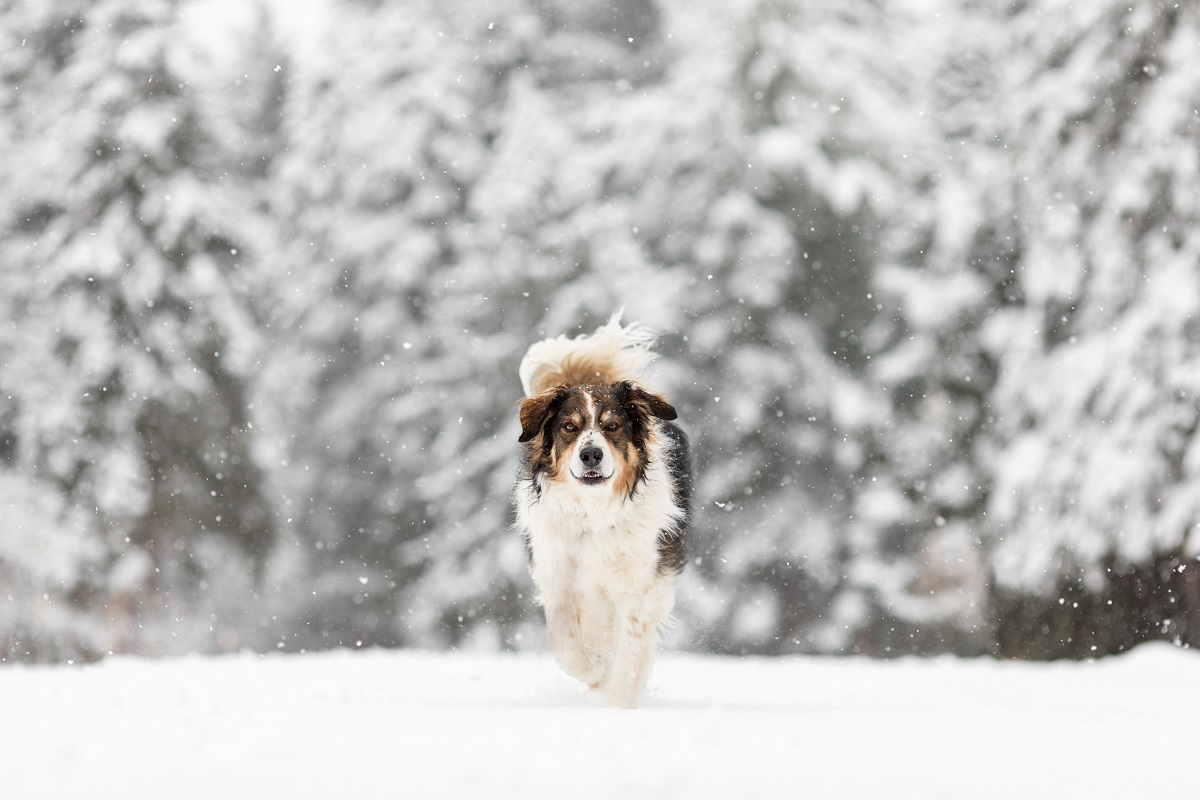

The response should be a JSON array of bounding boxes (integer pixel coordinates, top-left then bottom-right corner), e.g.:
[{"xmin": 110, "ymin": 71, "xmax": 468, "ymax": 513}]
[{"xmin": 518, "ymin": 381, "xmax": 676, "ymax": 496}]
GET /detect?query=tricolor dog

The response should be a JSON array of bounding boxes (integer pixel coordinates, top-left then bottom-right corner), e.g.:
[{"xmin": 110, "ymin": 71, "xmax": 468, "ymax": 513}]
[{"xmin": 515, "ymin": 316, "xmax": 692, "ymax": 708}]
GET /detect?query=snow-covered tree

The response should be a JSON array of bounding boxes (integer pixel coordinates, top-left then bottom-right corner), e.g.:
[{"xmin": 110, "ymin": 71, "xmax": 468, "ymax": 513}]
[
  {"xmin": 851, "ymin": 0, "xmax": 1010, "ymax": 656},
  {"xmin": 975, "ymin": 0, "xmax": 1200, "ymax": 656},
  {"xmin": 669, "ymin": 0, "xmax": 977, "ymax": 655},
  {"xmin": 870, "ymin": 0, "xmax": 1200, "ymax": 658},
  {"xmin": 259, "ymin": 0, "xmax": 546, "ymax": 650},
  {"xmin": 263, "ymin": 0, "xmax": 947, "ymax": 656},
  {"xmin": 0, "ymin": 0, "xmax": 278, "ymax": 658},
  {"xmin": 5, "ymin": 0, "xmax": 1197, "ymax": 664}
]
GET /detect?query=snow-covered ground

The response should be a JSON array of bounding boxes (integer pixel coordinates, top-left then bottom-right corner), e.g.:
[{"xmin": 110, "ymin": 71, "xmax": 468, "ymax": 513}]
[{"xmin": 3, "ymin": 644, "xmax": 1196, "ymax": 799}]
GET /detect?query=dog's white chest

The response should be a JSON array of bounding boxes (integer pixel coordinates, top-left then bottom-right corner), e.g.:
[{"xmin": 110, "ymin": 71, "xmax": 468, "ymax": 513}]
[{"xmin": 522, "ymin": 482, "xmax": 662, "ymax": 600}]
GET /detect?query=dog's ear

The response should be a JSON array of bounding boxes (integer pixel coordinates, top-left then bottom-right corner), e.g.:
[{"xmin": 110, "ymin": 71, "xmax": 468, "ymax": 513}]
[
  {"xmin": 518, "ymin": 385, "xmax": 570, "ymax": 443},
  {"xmin": 617, "ymin": 381, "xmax": 677, "ymax": 422}
]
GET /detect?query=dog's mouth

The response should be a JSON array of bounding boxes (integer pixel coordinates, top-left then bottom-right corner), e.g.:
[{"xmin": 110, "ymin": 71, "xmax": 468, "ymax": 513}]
[{"xmin": 575, "ymin": 470, "xmax": 609, "ymax": 486}]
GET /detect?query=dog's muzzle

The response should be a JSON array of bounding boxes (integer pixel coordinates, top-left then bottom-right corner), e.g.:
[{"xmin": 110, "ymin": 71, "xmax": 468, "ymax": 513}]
[{"xmin": 574, "ymin": 443, "xmax": 610, "ymax": 484}]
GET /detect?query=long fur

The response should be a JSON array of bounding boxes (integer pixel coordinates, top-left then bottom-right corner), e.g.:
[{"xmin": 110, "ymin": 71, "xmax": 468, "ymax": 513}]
[
  {"xmin": 519, "ymin": 311, "xmax": 657, "ymax": 396},
  {"xmin": 515, "ymin": 316, "xmax": 692, "ymax": 708}
]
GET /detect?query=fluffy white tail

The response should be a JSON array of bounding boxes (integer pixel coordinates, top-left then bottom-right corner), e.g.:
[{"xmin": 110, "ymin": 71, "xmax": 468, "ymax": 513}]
[{"xmin": 519, "ymin": 312, "xmax": 658, "ymax": 396}]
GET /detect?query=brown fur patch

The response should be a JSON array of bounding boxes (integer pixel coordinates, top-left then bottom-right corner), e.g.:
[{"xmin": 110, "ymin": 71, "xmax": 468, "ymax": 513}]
[
  {"xmin": 525, "ymin": 427, "xmax": 569, "ymax": 487},
  {"xmin": 517, "ymin": 386, "xmax": 565, "ymax": 444},
  {"xmin": 535, "ymin": 354, "xmax": 624, "ymax": 394},
  {"xmin": 610, "ymin": 428, "xmax": 650, "ymax": 498},
  {"xmin": 618, "ymin": 381, "xmax": 677, "ymax": 423},
  {"xmin": 519, "ymin": 387, "xmax": 585, "ymax": 487}
]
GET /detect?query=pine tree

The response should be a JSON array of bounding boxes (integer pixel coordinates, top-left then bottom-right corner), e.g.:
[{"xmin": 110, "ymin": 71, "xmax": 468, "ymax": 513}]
[
  {"xmin": 263, "ymin": 0, "xmax": 940, "ymax": 656},
  {"xmin": 851, "ymin": 0, "xmax": 1011, "ymax": 656},
  {"xmin": 0, "ymin": 0, "xmax": 277, "ymax": 658},
  {"xmin": 975, "ymin": 0, "xmax": 1200, "ymax": 656},
  {"xmin": 0, "ymin": 1, "xmax": 94, "ymax": 661},
  {"xmin": 666, "ymin": 0, "xmax": 950, "ymax": 655},
  {"xmin": 260, "ymin": 0, "xmax": 545, "ymax": 649},
  {"xmin": 867, "ymin": 0, "xmax": 1200, "ymax": 658}
]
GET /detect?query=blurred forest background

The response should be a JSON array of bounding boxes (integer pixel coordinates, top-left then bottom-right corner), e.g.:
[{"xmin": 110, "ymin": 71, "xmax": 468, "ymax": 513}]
[{"xmin": 2, "ymin": 0, "xmax": 1199, "ymax": 664}]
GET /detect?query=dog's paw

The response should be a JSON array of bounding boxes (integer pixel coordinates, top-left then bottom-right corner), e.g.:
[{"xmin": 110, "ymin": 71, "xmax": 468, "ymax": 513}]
[{"xmin": 603, "ymin": 688, "xmax": 639, "ymax": 709}]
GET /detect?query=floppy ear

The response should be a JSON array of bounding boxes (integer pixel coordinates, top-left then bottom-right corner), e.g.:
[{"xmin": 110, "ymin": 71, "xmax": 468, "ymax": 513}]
[
  {"xmin": 518, "ymin": 385, "xmax": 569, "ymax": 443},
  {"xmin": 617, "ymin": 381, "xmax": 677, "ymax": 422}
]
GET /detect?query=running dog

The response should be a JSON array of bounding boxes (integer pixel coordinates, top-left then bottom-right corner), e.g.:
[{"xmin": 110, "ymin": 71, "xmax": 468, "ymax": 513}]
[{"xmin": 514, "ymin": 315, "xmax": 692, "ymax": 708}]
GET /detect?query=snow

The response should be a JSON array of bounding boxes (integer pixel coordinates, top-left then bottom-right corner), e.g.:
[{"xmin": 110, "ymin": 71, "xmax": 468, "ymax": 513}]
[{"xmin": 3, "ymin": 645, "xmax": 1196, "ymax": 799}]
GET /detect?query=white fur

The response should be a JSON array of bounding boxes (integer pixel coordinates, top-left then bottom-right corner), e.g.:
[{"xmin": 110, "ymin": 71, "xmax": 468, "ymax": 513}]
[
  {"xmin": 519, "ymin": 311, "xmax": 657, "ymax": 397},
  {"xmin": 515, "ymin": 433, "xmax": 684, "ymax": 708}
]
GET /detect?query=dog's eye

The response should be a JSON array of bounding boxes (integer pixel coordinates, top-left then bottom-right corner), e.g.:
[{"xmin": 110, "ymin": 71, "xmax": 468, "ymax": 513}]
[
  {"xmin": 604, "ymin": 421, "xmax": 621, "ymax": 432},
  {"xmin": 562, "ymin": 421, "xmax": 577, "ymax": 432}
]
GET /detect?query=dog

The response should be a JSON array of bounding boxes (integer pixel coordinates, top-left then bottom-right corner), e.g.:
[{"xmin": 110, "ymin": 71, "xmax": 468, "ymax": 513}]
[{"xmin": 514, "ymin": 315, "xmax": 692, "ymax": 708}]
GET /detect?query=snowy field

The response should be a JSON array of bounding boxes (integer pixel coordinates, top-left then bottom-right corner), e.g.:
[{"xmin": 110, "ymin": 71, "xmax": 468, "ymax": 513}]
[{"xmin": 3, "ymin": 644, "xmax": 1196, "ymax": 799}]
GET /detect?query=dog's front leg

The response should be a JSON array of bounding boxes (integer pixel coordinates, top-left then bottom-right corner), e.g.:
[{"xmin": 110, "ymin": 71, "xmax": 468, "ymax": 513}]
[
  {"xmin": 543, "ymin": 592, "xmax": 607, "ymax": 688},
  {"xmin": 605, "ymin": 582, "xmax": 676, "ymax": 708},
  {"xmin": 533, "ymin": 551, "xmax": 608, "ymax": 689},
  {"xmin": 605, "ymin": 599, "xmax": 654, "ymax": 708}
]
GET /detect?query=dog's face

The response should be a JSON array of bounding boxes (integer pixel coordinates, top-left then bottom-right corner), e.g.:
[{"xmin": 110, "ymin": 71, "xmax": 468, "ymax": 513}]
[{"xmin": 519, "ymin": 381, "xmax": 676, "ymax": 496}]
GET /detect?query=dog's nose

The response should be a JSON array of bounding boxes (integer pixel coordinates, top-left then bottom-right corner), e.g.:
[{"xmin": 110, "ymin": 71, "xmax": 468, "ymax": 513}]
[{"xmin": 580, "ymin": 446, "xmax": 604, "ymax": 468}]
